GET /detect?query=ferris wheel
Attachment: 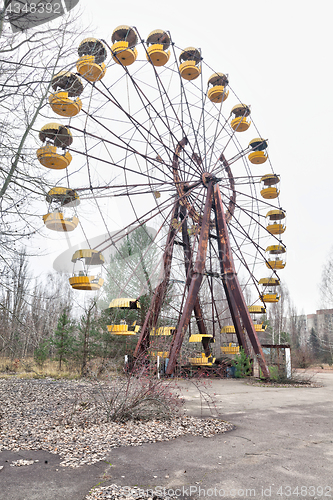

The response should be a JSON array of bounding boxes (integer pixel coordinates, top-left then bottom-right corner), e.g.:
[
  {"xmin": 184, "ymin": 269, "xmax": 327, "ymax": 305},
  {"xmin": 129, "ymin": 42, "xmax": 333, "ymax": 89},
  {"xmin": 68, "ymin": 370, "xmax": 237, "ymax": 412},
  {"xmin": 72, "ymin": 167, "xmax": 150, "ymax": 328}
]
[{"xmin": 37, "ymin": 26, "xmax": 287, "ymax": 377}]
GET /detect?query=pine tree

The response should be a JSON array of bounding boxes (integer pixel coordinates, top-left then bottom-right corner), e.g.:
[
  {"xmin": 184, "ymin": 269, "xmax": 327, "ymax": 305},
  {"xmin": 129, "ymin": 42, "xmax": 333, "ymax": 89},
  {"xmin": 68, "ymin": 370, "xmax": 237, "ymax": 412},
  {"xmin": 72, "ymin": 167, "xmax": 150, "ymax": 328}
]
[
  {"xmin": 309, "ymin": 327, "xmax": 320, "ymax": 359},
  {"xmin": 51, "ymin": 308, "xmax": 75, "ymax": 370},
  {"xmin": 232, "ymin": 347, "xmax": 253, "ymax": 378},
  {"xmin": 76, "ymin": 300, "xmax": 101, "ymax": 377}
]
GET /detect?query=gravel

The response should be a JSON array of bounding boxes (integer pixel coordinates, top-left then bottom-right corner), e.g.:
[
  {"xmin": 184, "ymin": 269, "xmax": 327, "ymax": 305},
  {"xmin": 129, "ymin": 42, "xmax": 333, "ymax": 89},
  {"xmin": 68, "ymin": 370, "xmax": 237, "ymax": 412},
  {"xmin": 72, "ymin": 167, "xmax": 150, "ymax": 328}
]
[
  {"xmin": 0, "ymin": 377, "xmax": 233, "ymax": 469},
  {"xmin": 85, "ymin": 484, "xmax": 179, "ymax": 500}
]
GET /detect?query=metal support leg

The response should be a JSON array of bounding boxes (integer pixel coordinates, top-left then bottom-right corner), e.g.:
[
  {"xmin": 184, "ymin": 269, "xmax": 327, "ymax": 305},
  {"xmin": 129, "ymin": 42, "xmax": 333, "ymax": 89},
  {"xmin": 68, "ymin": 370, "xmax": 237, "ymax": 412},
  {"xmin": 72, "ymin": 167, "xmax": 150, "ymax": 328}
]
[
  {"xmin": 134, "ymin": 199, "xmax": 179, "ymax": 358},
  {"xmin": 213, "ymin": 183, "xmax": 270, "ymax": 378},
  {"xmin": 166, "ymin": 181, "xmax": 214, "ymax": 375},
  {"xmin": 180, "ymin": 205, "xmax": 210, "ymax": 356}
]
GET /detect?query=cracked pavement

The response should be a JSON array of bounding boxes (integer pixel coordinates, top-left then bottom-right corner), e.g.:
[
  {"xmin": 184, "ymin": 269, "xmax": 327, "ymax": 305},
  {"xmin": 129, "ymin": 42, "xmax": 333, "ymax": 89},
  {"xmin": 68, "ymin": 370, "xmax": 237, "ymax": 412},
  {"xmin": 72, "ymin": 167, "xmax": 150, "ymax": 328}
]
[{"xmin": 1, "ymin": 371, "xmax": 332, "ymax": 500}]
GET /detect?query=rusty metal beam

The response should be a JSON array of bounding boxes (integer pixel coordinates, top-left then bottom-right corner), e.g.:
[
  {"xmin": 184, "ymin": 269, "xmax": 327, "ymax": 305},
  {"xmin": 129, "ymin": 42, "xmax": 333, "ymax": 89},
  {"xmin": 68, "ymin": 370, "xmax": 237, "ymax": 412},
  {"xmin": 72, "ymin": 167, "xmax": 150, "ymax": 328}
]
[
  {"xmin": 213, "ymin": 183, "xmax": 270, "ymax": 378},
  {"xmin": 133, "ymin": 199, "xmax": 180, "ymax": 358},
  {"xmin": 221, "ymin": 278, "xmax": 250, "ymax": 356},
  {"xmin": 180, "ymin": 206, "xmax": 211, "ymax": 357},
  {"xmin": 166, "ymin": 180, "xmax": 214, "ymax": 375}
]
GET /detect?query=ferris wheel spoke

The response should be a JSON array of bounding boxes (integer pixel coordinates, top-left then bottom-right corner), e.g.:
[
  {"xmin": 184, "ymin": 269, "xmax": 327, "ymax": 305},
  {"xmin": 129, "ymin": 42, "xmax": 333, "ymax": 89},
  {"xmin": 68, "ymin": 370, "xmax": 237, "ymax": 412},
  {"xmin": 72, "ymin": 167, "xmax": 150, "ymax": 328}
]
[
  {"xmin": 226, "ymin": 224, "xmax": 263, "ymax": 300},
  {"xmin": 102, "ymin": 64, "xmax": 194, "ymax": 171},
  {"xmin": 93, "ymin": 78, "xmax": 207, "ymax": 183},
  {"xmin": 85, "ymin": 82, "xmax": 177, "ymax": 179},
  {"xmin": 40, "ymin": 29, "xmax": 284, "ymax": 378}
]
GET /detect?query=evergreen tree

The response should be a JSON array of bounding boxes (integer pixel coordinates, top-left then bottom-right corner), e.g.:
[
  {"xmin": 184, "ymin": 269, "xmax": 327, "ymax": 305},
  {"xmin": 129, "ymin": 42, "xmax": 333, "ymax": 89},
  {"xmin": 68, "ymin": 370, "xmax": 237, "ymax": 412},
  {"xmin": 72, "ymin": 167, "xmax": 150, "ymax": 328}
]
[
  {"xmin": 232, "ymin": 348, "xmax": 253, "ymax": 378},
  {"xmin": 321, "ymin": 332, "xmax": 333, "ymax": 365},
  {"xmin": 101, "ymin": 225, "xmax": 160, "ymax": 320},
  {"xmin": 106, "ymin": 226, "xmax": 157, "ymax": 295},
  {"xmin": 33, "ymin": 340, "xmax": 50, "ymax": 369},
  {"xmin": 309, "ymin": 327, "xmax": 321, "ymax": 358},
  {"xmin": 75, "ymin": 300, "xmax": 101, "ymax": 376},
  {"xmin": 51, "ymin": 308, "xmax": 75, "ymax": 370}
]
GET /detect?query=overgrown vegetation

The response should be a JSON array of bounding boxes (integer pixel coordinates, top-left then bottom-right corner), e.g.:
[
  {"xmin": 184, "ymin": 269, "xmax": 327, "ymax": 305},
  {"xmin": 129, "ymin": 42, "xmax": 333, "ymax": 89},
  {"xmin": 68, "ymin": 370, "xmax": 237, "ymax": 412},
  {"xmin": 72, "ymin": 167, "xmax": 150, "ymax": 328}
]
[{"xmin": 232, "ymin": 348, "xmax": 253, "ymax": 378}]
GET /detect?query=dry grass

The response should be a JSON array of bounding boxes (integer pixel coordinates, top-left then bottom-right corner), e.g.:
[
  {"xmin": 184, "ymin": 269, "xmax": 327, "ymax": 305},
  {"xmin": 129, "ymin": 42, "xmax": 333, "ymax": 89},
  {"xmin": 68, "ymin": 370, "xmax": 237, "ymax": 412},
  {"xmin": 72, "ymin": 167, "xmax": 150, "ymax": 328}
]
[{"xmin": 0, "ymin": 357, "xmax": 81, "ymax": 379}]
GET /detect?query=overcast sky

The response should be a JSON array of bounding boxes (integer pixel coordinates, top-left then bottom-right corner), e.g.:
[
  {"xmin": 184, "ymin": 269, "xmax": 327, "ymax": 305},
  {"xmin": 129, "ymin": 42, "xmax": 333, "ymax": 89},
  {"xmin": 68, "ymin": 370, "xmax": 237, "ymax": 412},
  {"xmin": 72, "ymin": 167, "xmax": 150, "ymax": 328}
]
[{"xmin": 32, "ymin": 0, "xmax": 333, "ymax": 316}]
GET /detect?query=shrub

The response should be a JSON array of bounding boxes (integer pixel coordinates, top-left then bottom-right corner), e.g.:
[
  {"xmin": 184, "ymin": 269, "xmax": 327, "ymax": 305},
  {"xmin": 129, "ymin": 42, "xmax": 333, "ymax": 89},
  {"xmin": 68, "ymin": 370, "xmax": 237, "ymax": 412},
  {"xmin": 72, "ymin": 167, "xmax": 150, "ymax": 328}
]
[
  {"xmin": 33, "ymin": 341, "xmax": 49, "ymax": 368},
  {"xmin": 232, "ymin": 348, "xmax": 252, "ymax": 378}
]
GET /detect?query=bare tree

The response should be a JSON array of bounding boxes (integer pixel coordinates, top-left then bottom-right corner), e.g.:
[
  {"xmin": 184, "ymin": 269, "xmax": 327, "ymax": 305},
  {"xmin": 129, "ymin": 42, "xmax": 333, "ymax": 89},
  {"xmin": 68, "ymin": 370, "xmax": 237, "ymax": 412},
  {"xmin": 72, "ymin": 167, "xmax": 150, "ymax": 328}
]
[
  {"xmin": 0, "ymin": 7, "xmax": 89, "ymax": 360},
  {"xmin": 320, "ymin": 251, "xmax": 333, "ymax": 308},
  {"xmin": 316, "ymin": 251, "xmax": 333, "ymax": 362},
  {"xmin": 0, "ymin": 248, "xmax": 30, "ymax": 357},
  {"xmin": 0, "ymin": 248, "xmax": 74, "ymax": 358},
  {"xmin": 0, "ymin": 7, "xmax": 85, "ymax": 275},
  {"xmin": 266, "ymin": 283, "xmax": 290, "ymax": 344}
]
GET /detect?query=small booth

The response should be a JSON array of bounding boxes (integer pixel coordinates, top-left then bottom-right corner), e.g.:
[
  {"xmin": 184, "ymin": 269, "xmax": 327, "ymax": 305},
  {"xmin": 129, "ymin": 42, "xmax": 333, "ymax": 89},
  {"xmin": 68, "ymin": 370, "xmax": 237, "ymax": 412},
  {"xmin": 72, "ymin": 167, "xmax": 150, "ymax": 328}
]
[
  {"xmin": 69, "ymin": 249, "xmax": 104, "ymax": 291},
  {"xmin": 179, "ymin": 47, "xmax": 201, "ymax": 81},
  {"xmin": 248, "ymin": 138, "xmax": 268, "ymax": 164},
  {"xmin": 146, "ymin": 30, "xmax": 171, "ymax": 66},
  {"xmin": 37, "ymin": 123, "xmax": 72, "ymax": 170},
  {"xmin": 49, "ymin": 71, "xmax": 83, "ymax": 117},
  {"xmin": 77, "ymin": 38, "xmax": 107, "ymax": 82},
  {"xmin": 43, "ymin": 187, "xmax": 79, "ymax": 232},
  {"xmin": 266, "ymin": 209, "xmax": 286, "ymax": 235},
  {"xmin": 231, "ymin": 103, "xmax": 251, "ymax": 132},
  {"xmin": 261, "ymin": 344, "xmax": 292, "ymax": 379},
  {"xmin": 260, "ymin": 174, "xmax": 280, "ymax": 199},
  {"xmin": 259, "ymin": 277, "xmax": 280, "ymax": 303},
  {"xmin": 111, "ymin": 26, "xmax": 138, "ymax": 66},
  {"xmin": 207, "ymin": 73, "xmax": 229, "ymax": 103}
]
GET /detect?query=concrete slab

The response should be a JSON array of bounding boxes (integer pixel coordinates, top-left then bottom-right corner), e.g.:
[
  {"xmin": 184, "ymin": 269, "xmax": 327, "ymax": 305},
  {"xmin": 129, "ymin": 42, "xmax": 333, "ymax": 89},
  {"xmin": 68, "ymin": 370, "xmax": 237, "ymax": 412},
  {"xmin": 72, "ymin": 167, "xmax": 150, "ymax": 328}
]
[
  {"xmin": 0, "ymin": 449, "xmax": 107, "ymax": 500},
  {"xmin": 102, "ymin": 374, "xmax": 333, "ymax": 498},
  {"xmin": 1, "ymin": 372, "xmax": 333, "ymax": 500}
]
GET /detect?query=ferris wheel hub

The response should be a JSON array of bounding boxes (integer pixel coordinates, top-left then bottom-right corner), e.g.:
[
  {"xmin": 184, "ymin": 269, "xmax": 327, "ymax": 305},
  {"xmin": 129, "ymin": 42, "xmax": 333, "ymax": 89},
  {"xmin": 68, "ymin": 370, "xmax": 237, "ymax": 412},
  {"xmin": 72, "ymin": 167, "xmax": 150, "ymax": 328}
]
[{"xmin": 202, "ymin": 172, "xmax": 218, "ymax": 186}]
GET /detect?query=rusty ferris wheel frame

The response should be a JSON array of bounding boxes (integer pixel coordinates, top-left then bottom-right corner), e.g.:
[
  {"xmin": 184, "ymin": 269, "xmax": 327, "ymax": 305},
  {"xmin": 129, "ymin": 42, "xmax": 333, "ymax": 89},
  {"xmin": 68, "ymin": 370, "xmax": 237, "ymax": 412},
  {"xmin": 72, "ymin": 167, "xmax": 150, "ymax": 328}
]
[
  {"xmin": 133, "ymin": 138, "xmax": 270, "ymax": 378},
  {"xmin": 55, "ymin": 28, "xmax": 286, "ymax": 379}
]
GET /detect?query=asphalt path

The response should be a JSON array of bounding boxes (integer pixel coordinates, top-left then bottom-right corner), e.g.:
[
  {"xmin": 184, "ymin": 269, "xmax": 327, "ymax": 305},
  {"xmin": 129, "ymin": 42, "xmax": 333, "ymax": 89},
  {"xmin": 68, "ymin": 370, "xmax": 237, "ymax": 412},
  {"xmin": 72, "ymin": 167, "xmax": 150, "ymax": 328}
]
[{"xmin": 1, "ymin": 371, "xmax": 332, "ymax": 500}]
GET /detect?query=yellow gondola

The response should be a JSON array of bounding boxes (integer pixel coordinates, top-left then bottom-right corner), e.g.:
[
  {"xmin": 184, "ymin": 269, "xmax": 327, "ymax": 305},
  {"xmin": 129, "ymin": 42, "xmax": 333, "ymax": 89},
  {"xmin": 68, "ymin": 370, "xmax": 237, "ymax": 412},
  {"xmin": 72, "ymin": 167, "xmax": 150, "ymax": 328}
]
[
  {"xmin": 231, "ymin": 104, "xmax": 251, "ymax": 132},
  {"xmin": 260, "ymin": 174, "xmax": 280, "ymax": 199},
  {"xmin": 49, "ymin": 71, "xmax": 83, "ymax": 117},
  {"xmin": 189, "ymin": 333, "xmax": 214, "ymax": 342},
  {"xmin": 189, "ymin": 353, "xmax": 216, "ymax": 366},
  {"xmin": 221, "ymin": 325, "xmax": 236, "ymax": 334},
  {"xmin": 248, "ymin": 305, "xmax": 267, "ymax": 332},
  {"xmin": 150, "ymin": 351, "xmax": 169, "ymax": 358},
  {"xmin": 111, "ymin": 26, "xmax": 138, "ymax": 66},
  {"xmin": 261, "ymin": 293, "xmax": 280, "ymax": 303},
  {"xmin": 207, "ymin": 73, "xmax": 229, "ymax": 103},
  {"xmin": 37, "ymin": 123, "xmax": 73, "ymax": 170},
  {"xmin": 265, "ymin": 244, "xmax": 286, "ymax": 269},
  {"xmin": 43, "ymin": 212, "xmax": 79, "ymax": 232},
  {"xmin": 259, "ymin": 277, "xmax": 280, "ymax": 304},
  {"xmin": 107, "ymin": 322, "xmax": 140, "ymax": 335},
  {"xmin": 77, "ymin": 38, "xmax": 107, "ymax": 82},
  {"xmin": 69, "ymin": 249, "xmax": 104, "ymax": 290},
  {"xmin": 221, "ymin": 343, "xmax": 239, "ymax": 354},
  {"xmin": 107, "ymin": 298, "xmax": 141, "ymax": 335},
  {"xmin": 266, "ymin": 209, "xmax": 286, "ymax": 235},
  {"xmin": 179, "ymin": 47, "xmax": 201, "ymax": 81},
  {"xmin": 248, "ymin": 305, "xmax": 266, "ymax": 314},
  {"xmin": 254, "ymin": 323, "xmax": 267, "ymax": 332},
  {"xmin": 108, "ymin": 298, "xmax": 141, "ymax": 309},
  {"xmin": 146, "ymin": 30, "xmax": 170, "ymax": 66},
  {"xmin": 43, "ymin": 187, "xmax": 80, "ymax": 232},
  {"xmin": 248, "ymin": 138, "xmax": 268, "ymax": 164},
  {"xmin": 150, "ymin": 326, "xmax": 175, "ymax": 336}
]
